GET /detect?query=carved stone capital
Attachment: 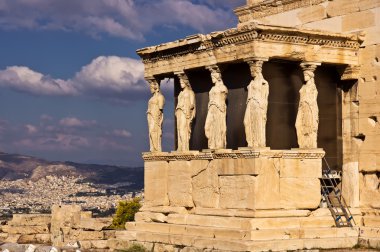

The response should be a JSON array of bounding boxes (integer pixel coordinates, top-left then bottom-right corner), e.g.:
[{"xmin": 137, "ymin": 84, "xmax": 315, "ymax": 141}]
[
  {"xmin": 246, "ymin": 59, "xmax": 267, "ymax": 78},
  {"xmin": 245, "ymin": 57, "xmax": 269, "ymax": 64},
  {"xmin": 300, "ymin": 62, "xmax": 321, "ymax": 73},
  {"xmin": 174, "ymin": 71, "xmax": 190, "ymax": 86},
  {"xmin": 145, "ymin": 76, "xmax": 158, "ymax": 84},
  {"xmin": 340, "ymin": 65, "xmax": 360, "ymax": 80},
  {"xmin": 206, "ymin": 64, "xmax": 221, "ymax": 74}
]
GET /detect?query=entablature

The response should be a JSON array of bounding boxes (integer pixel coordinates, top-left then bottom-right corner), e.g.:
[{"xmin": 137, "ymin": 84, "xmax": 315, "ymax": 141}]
[{"xmin": 136, "ymin": 23, "xmax": 361, "ymax": 78}]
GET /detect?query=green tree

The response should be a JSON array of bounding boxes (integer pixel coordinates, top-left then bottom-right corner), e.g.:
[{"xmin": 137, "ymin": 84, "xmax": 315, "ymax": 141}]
[{"xmin": 111, "ymin": 197, "xmax": 142, "ymax": 229}]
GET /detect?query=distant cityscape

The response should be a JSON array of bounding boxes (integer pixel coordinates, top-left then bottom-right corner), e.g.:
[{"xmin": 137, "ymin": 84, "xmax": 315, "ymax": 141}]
[{"xmin": 0, "ymin": 152, "xmax": 144, "ymax": 220}]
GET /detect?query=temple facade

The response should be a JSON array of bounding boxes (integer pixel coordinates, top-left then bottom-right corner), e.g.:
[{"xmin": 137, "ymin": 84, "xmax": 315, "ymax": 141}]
[{"xmin": 131, "ymin": 0, "xmax": 380, "ymax": 251}]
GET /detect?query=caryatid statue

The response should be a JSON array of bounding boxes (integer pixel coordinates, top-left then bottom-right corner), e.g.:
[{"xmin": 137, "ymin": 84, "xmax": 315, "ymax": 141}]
[
  {"xmin": 295, "ymin": 63, "xmax": 320, "ymax": 149},
  {"xmin": 244, "ymin": 59, "xmax": 269, "ymax": 148},
  {"xmin": 146, "ymin": 77, "xmax": 165, "ymax": 152},
  {"xmin": 204, "ymin": 65, "xmax": 228, "ymax": 149},
  {"xmin": 175, "ymin": 72, "xmax": 196, "ymax": 152}
]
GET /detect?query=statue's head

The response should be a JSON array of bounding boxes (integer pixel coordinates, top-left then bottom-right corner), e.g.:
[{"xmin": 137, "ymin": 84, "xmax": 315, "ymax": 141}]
[
  {"xmin": 249, "ymin": 60, "xmax": 263, "ymax": 78},
  {"xmin": 178, "ymin": 72, "xmax": 190, "ymax": 89},
  {"xmin": 304, "ymin": 70, "xmax": 314, "ymax": 82},
  {"xmin": 147, "ymin": 78, "xmax": 159, "ymax": 94},
  {"xmin": 207, "ymin": 65, "xmax": 222, "ymax": 84},
  {"xmin": 300, "ymin": 63, "xmax": 318, "ymax": 83}
]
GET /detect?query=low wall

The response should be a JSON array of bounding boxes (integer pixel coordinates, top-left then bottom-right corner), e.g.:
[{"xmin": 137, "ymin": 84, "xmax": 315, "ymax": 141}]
[
  {"xmin": 0, "ymin": 205, "xmax": 136, "ymax": 251},
  {"xmin": 1, "ymin": 205, "xmax": 380, "ymax": 251}
]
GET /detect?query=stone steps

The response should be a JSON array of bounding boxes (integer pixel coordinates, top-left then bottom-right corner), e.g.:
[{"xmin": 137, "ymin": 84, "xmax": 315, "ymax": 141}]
[
  {"xmin": 156, "ymin": 213, "xmax": 361, "ymax": 230},
  {"xmin": 124, "ymin": 213, "xmax": 363, "ymax": 251},
  {"xmin": 134, "ymin": 230, "xmax": 358, "ymax": 251},
  {"xmin": 127, "ymin": 221, "xmax": 358, "ymax": 241}
]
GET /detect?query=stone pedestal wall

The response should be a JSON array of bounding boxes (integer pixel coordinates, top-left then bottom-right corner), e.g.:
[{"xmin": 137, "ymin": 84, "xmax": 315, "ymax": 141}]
[{"xmin": 143, "ymin": 149, "xmax": 323, "ymax": 211}]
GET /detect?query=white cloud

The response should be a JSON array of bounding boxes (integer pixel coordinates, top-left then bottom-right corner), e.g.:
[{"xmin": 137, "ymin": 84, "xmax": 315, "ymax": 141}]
[
  {"xmin": 112, "ymin": 129, "xmax": 132, "ymax": 138},
  {"xmin": 0, "ymin": 56, "xmax": 156, "ymax": 102},
  {"xmin": 25, "ymin": 124, "xmax": 38, "ymax": 134},
  {"xmin": 14, "ymin": 134, "xmax": 90, "ymax": 151},
  {"xmin": 2, "ymin": 115, "xmax": 137, "ymax": 155},
  {"xmin": 0, "ymin": 0, "xmax": 239, "ymax": 40},
  {"xmin": 74, "ymin": 56, "xmax": 146, "ymax": 95},
  {"xmin": 0, "ymin": 66, "xmax": 77, "ymax": 96},
  {"xmin": 59, "ymin": 117, "xmax": 97, "ymax": 128}
]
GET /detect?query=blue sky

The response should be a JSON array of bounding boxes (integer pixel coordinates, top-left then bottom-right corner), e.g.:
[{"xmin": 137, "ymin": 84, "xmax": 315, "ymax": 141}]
[{"xmin": 0, "ymin": 0, "xmax": 245, "ymax": 166}]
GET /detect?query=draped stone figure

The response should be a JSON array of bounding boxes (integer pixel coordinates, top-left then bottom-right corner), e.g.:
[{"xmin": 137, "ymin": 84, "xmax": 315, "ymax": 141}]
[
  {"xmin": 244, "ymin": 60, "xmax": 269, "ymax": 148},
  {"xmin": 175, "ymin": 72, "xmax": 196, "ymax": 151},
  {"xmin": 295, "ymin": 63, "xmax": 319, "ymax": 149},
  {"xmin": 204, "ymin": 66, "xmax": 228, "ymax": 149},
  {"xmin": 147, "ymin": 78, "xmax": 165, "ymax": 152}
]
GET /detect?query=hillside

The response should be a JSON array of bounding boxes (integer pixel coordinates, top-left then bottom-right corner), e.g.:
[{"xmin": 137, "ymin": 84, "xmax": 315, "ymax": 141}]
[
  {"xmin": 0, "ymin": 152, "xmax": 144, "ymax": 218},
  {"xmin": 0, "ymin": 152, "xmax": 143, "ymax": 190}
]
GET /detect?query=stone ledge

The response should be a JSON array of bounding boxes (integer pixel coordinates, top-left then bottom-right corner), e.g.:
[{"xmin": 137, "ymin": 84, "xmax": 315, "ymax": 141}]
[
  {"xmin": 193, "ymin": 208, "xmax": 311, "ymax": 218},
  {"xmin": 133, "ymin": 230, "xmax": 359, "ymax": 251},
  {"xmin": 142, "ymin": 149, "xmax": 326, "ymax": 162},
  {"xmin": 9, "ymin": 214, "xmax": 51, "ymax": 226}
]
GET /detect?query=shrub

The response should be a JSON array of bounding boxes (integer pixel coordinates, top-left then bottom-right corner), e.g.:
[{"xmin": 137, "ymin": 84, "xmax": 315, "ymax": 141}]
[
  {"xmin": 117, "ymin": 243, "xmax": 146, "ymax": 252},
  {"xmin": 124, "ymin": 244, "xmax": 147, "ymax": 252},
  {"xmin": 111, "ymin": 197, "xmax": 142, "ymax": 229}
]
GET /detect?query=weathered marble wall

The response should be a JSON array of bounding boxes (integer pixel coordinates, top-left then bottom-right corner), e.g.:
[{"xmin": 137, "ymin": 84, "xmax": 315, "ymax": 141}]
[{"xmin": 143, "ymin": 150, "xmax": 323, "ymax": 211}]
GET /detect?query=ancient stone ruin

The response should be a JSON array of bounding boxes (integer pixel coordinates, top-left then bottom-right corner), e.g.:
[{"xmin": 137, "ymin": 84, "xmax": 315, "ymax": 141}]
[
  {"xmin": 133, "ymin": 0, "xmax": 380, "ymax": 251},
  {"xmin": 1, "ymin": 0, "xmax": 379, "ymax": 251}
]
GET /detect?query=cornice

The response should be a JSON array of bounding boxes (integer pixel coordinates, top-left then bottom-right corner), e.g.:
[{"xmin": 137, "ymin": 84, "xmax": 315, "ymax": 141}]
[{"xmin": 136, "ymin": 23, "xmax": 360, "ymax": 64}]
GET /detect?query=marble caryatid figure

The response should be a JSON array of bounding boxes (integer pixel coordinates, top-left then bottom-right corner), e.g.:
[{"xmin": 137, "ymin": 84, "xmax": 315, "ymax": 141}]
[
  {"xmin": 147, "ymin": 78, "xmax": 165, "ymax": 152},
  {"xmin": 295, "ymin": 63, "xmax": 320, "ymax": 149},
  {"xmin": 205, "ymin": 65, "xmax": 228, "ymax": 149},
  {"xmin": 175, "ymin": 72, "xmax": 196, "ymax": 151},
  {"xmin": 244, "ymin": 59, "xmax": 269, "ymax": 148}
]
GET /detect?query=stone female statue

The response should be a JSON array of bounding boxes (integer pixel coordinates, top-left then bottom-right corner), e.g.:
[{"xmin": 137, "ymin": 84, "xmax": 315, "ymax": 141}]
[
  {"xmin": 295, "ymin": 64, "xmax": 319, "ymax": 149},
  {"xmin": 204, "ymin": 66, "xmax": 228, "ymax": 149},
  {"xmin": 244, "ymin": 60, "xmax": 269, "ymax": 148},
  {"xmin": 175, "ymin": 73, "xmax": 196, "ymax": 151},
  {"xmin": 146, "ymin": 78, "xmax": 165, "ymax": 152}
]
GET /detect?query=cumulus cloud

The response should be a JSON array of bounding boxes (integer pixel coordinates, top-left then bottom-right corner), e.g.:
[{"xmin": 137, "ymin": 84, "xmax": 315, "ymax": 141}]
[
  {"xmin": 0, "ymin": 56, "xmax": 156, "ymax": 102},
  {"xmin": 73, "ymin": 56, "xmax": 147, "ymax": 100},
  {"xmin": 0, "ymin": 66, "xmax": 77, "ymax": 96},
  {"xmin": 0, "ymin": 0, "xmax": 241, "ymax": 40}
]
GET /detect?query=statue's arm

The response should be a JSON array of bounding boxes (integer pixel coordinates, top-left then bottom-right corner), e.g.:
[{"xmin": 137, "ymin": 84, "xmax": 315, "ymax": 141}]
[
  {"xmin": 158, "ymin": 94, "xmax": 165, "ymax": 110},
  {"xmin": 190, "ymin": 92, "xmax": 196, "ymax": 119}
]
